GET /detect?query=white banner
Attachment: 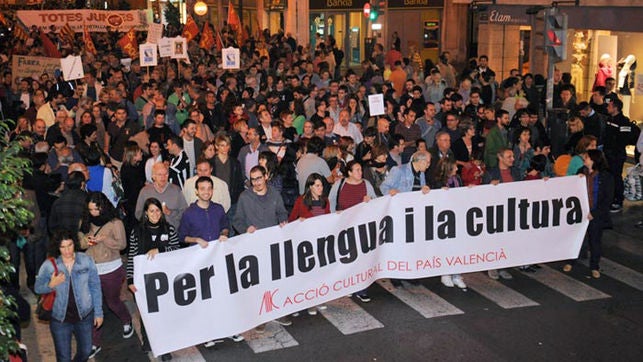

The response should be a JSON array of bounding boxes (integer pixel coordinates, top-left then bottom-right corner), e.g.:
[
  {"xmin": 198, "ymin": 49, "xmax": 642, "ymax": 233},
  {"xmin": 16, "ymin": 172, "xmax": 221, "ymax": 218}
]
[
  {"xmin": 134, "ymin": 177, "xmax": 589, "ymax": 356},
  {"xmin": 16, "ymin": 9, "xmax": 150, "ymax": 33}
]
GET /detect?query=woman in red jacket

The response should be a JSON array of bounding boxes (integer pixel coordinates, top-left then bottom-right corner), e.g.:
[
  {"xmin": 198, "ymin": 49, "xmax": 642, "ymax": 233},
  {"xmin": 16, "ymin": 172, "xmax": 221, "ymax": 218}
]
[{"xmin": 288, "ymin": 173, "xmax": 329, "ymax": 316}]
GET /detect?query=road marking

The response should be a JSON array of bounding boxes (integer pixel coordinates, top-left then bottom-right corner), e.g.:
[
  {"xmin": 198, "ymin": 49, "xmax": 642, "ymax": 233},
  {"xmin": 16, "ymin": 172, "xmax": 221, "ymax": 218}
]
[
  {"xmin": 466, "ymin": 272, "xmax": 540, "ymax": 309},
  {"xmin": 521, "ymin": 264, "xmax": 611, "ymax": 301},
  {"xmin": 242, "ymin": 323, "xmax": 299, "ymax": 353},
  {"xmin": 319, "ymin": 296, "xmax": 384, "ymax": 335},
  {"xmin": 376, "ymin": 279, "xmax": 464, "ymax": 318},
  {"xmin": 580, "ymin": 258, "xmax": 643, "ymax": 291}
]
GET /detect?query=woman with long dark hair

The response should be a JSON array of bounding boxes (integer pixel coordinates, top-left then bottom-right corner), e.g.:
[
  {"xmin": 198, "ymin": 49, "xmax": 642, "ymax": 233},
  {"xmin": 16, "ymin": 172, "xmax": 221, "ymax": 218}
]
[
  {"xmin": 289, "ymin": 173, "xmax": 330, "ymax": 315},
  {"xmin": 563, "ymin": 149, "xmax": 614, "ymax": 278},
  {"xmin": 35, "ymin": 230, "xmax": 103, "ymax": 362},
  {"xmin": 127, "ymin": 197, "xmax": 180, "ymax": 357},
  {"xmin": 78, "ymin": 192, "xmax": 131, "ymax": 358}
]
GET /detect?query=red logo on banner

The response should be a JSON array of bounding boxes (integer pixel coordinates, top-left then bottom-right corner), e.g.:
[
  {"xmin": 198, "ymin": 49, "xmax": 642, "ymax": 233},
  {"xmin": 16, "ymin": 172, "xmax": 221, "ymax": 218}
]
[
  {"xmin": 259, "ymin": 289, "xmax": 280, "ymax": 315},
  {"xmin": 107, "ymin": 14, "xmax": 124, "ymax": 27}
]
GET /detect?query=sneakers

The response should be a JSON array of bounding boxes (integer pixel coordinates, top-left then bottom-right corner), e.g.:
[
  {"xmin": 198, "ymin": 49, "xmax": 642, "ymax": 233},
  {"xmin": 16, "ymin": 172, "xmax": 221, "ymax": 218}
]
[
  {"xmin": 452, "ymin": 275, "xmax": 467, "ymax": 289},
  {"xmin": 307, "ymin": 307, "xmax": 318, "ymax": 316},
  {"xmin": 276, "ymin": 316, "xmax": 292, "ymax": 326},
  {"xmin": 636, "ymin": 221, "xmax": 643, "ymax": 229},
  {"xmin": 487, "ymin": 270, "xmax": 499, "ymax": 280},
  {"xmin": 291, "ymin": 312, "xmax": 300, "ymax": 317},
  {"xmin": 592, "ymin": 270, "xmax": 601, "ymax": 279},
  {"xmin": 229, "ymin": 334, "xmax": 244, "ymax": 342},
  {"xmin": 610, "ymin": 203, "xmax": 622, "ymax": 213},
  {"xmin": 123, "ymin": 322, "xmax": 134, "ymax": 339},
  {"xmin": 88, "ymin": 345, "xmax": 101, "ymax": 359},
  {"xmin": 355, "ymin": 293, "xmax": 371, "ymax": 303},
  {"xmin": 255, "ymin": 323, "xmax": 266, "ymax": 333},
  {"xmin": 563, "ymin": 264, "xmax": 573, "ymax": 272},
  {"xmin": 498, "ymin": 270, "xmax": 513, "ymax": 280},
  {"xmin": 519, "ymin": 265, "xmax": 537, "ymax": 273},
  {"xmin": 441, "ymin": 275, "xmax": 454, "ymax": 287},
  {"xmin": 204, "ymin": 339, "xmax": 224, "ymax": 348}
]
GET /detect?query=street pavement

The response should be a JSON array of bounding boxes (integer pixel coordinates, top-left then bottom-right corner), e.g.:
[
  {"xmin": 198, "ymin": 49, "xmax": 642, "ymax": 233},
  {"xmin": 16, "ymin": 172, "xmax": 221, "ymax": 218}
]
[{"xmin": 18, "ymin": 201, "xmax": 643, "ymax": 362}]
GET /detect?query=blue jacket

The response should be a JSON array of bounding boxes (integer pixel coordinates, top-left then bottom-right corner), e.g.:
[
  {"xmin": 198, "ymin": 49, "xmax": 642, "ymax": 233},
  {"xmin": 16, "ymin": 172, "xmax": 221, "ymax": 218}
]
[
  {"xmin": 380, "ymin": 162, "xmax": 427, "ymax": 194},
  {"xmin": 35, "ymin": 252, "xmax": 103, "ymax": 322}
]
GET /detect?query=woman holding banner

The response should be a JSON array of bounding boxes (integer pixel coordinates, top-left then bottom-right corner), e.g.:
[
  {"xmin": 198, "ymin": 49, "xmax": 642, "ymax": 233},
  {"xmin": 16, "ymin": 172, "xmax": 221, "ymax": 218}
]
[
  {"xmin": 563, "ymin": 150, "xmax": 614, "ymax": 278},
  {"xmin": 127, "ymin": 198, "xmax": 180, "ymax": 359},
  {"xmin": 329, "ymin": 160, "xmax": 377, "ymax": 303},
  {"xmin": 289, "ymin": 173, "xmax": 331, "ymax": 315}
]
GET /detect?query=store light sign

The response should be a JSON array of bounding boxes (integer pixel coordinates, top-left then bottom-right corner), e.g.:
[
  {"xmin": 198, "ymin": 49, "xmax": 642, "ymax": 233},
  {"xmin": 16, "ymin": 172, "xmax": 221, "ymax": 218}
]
[{"xmin": 479, "ymin": 7, "xmax": 530, "ymax": 25}]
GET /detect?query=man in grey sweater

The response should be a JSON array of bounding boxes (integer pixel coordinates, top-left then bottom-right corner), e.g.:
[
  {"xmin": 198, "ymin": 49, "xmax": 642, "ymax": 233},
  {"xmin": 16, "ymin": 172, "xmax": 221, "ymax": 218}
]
[
  {"xmin": 232, "ymin": 165, "xmax": 291, "ymax": 331},
  {"xmin": 233, "ymin": 165, "xmax": 288, "ymax": 233}
]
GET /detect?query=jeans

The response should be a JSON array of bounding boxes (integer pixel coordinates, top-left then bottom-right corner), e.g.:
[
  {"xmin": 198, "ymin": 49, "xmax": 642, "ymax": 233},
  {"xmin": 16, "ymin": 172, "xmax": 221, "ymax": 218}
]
[
  {"xmin": 50, "ymin": 310, "xmax": 94, "ymax": 362},
  {"xmin": 93, "ymin": 266, "xmax": 131, "ymax": 346}
]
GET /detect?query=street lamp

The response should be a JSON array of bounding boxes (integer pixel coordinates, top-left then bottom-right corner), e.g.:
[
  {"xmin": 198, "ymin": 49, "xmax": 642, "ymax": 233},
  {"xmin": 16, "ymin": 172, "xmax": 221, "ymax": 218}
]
[{"xmin": 194, "ymin": 1, "xmax": 208, "ymax": 16}]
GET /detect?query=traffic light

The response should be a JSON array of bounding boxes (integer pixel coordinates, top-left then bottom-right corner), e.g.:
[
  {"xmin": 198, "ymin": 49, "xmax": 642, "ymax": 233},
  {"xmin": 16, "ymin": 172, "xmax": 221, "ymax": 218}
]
[
  {"xmin": 370, "ymin": 4, "xmax": 379, "ymax": 21},
  {"xmin": 544, "ymin": 12, "xmax": 567, "ymax": 61}
]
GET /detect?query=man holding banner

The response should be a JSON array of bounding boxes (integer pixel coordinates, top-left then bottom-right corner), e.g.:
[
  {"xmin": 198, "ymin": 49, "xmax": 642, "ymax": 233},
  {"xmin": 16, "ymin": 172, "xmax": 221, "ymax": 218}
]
[{"xmin": 233, "ymin": 165, "xmax": 291, "ymax": 331}]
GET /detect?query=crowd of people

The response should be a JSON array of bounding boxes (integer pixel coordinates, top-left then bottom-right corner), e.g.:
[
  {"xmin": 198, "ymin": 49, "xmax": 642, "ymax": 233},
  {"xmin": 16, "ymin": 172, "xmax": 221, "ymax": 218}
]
[{"xmin": 1, "ymin": 15, "xmax": 642, "ymax": 361}]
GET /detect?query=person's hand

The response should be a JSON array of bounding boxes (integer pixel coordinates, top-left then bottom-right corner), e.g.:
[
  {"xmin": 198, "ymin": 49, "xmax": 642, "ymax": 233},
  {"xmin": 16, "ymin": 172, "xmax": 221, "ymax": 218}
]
[
  {"xmin": 389, "ymin": 189, "xmax": 399, "ymax": 196},
  {"xmin": 162, "ymin": 203, "xmax": 171, "ymax": 215},
  {"xmin": 490, "ymin": 180, "xmax": 500, "ymax": 185},
  {"xmin": 247, "ymin": 225, "xmax": 257, "ymax": 233},
  {"xmin": 299, "ymin": 217, "xmax": 306, "ymax": 222},
  {"xmin": 146, "ymin": 248, "xmax": 159, "ymax": 260},
  {"xmin": 128, "ymin": 284, "xmax": 137, "ymax": 293},
  {"xmin": 422, "ymin": 185, "xmax": 431, "ymax": 194},
  {"xmin": 363, "ymin": 196, "xmax": 371, "ymax": 202},
  {"xmin": 94, "ymin": 317, "xmax": 104, "ymax": 328},
  {"xmin": 279, "ymin": 221, "xmax": 287, "ymax": 227},
  {"xmin": 197, "ymin": 238, "xmax": 209, "ymax": 248},
  {"xmin": 588, "ymin": 212, "xmax": 594, "ymax": 221},
  {"xmin": 219, "ymin": 235, "xmax": 228, "ymax": 242},
  {"xmin": 49, "ymin": 271, "xmax": 65, "ymax": 288},
  {"xmin": 543, "ymin": 177, "xmax": 550, "ymax": 181}
]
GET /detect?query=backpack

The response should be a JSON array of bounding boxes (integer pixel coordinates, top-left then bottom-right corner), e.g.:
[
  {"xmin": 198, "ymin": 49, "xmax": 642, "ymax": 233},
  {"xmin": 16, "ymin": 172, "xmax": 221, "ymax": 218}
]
[{"xmin": 623, "ymin": 163, "xmax": 643, "ymax": 201}]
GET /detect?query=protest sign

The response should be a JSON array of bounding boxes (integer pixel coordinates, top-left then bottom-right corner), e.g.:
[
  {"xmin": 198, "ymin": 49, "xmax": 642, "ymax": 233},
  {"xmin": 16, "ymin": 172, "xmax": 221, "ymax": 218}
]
[
  {"xmin": 222, "ymin": 47, "xmax": 240, "ymax": 69},
  {"xmin": 60, "ymin": 55, "xmax": 84, "ymax": 81},
  {"xmin": 11, "ymin": 55, "xmax": 61, "ymax": 80},
  {"xmin": 140, "ymin": 43, "xmax": 158, "ymax": 67}
]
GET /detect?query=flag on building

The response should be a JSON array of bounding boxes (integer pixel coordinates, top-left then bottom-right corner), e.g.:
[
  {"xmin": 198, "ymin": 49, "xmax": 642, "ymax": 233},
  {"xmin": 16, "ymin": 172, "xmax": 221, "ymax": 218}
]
[
  {"xmin": 60, "ymin": 22, "xmax": 75, "ymax": 44},
  {"xmin": 83, "ymin": 23, "xmax": 97, "ymax": 55},
  {"xmin": 227, "ymin": 1, "xmax": 241, "ymax": 33},
  {"xmin": 199, "ymin": 22, "xmax": 215, "ymax": 50},
  {"xmin": 182, "ymin": 15, "xmax": 199, "ymax": 43},
  {"xmin": 117, "ymin": 27, "xmax": 139, "ymax": 58}
]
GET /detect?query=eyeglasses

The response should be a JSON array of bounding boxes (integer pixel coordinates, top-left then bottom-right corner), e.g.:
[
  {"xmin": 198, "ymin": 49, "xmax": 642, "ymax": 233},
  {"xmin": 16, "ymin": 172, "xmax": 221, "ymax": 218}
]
[{"xmin": 250, "ymin": 176, "xmax": 264, "ymax": 183}]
